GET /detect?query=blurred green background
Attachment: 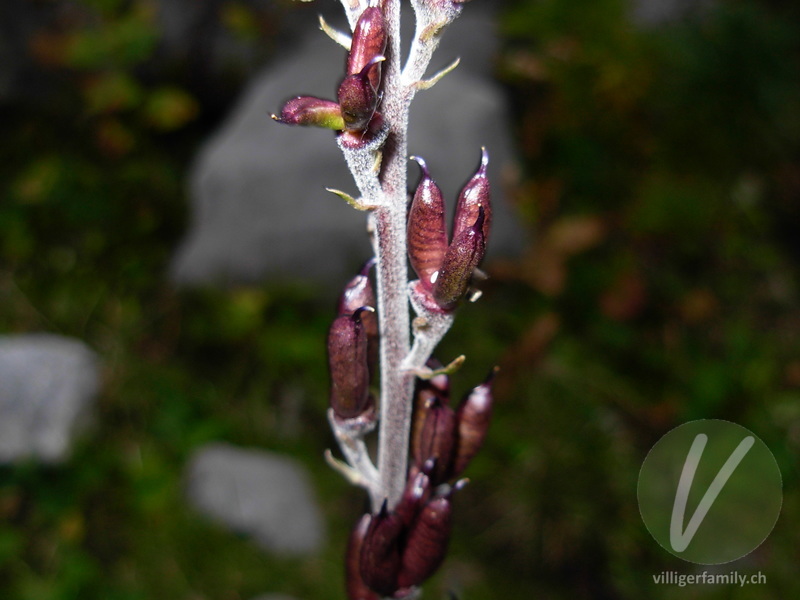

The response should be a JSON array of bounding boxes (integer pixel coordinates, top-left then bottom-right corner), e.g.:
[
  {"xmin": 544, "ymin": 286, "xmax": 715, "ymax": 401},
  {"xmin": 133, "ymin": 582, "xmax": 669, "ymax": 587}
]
[{"xmin": 1, "ymin": 0, "xmax": 798, "ymax": 598}]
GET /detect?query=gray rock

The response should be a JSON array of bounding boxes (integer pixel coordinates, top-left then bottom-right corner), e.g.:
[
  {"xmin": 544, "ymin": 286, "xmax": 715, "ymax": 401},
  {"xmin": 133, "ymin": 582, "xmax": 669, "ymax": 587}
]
[
  {"xmin": 170, "ymin": 5, "xmax": 527, "ymax": 287},
  {"xmin": 630, "ymin": 0, "xmax": 715, "ymax": 26},
  {"xmin": 185, "ymin": 443, "xmax": 325, "ymax": 555},
  {"xmin": 155, "ymin": 0, "xmax": 287, "ymax": 84},
  {"xmin": 0, "ymin": 333, "xmax": 100, "ymax": 464}
]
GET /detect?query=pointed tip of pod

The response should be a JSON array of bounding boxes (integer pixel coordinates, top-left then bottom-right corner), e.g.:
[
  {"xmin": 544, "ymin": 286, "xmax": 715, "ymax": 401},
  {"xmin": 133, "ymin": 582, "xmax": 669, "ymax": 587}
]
[
  {"xmin": 407, "ymin": 469, "xmax": 432, "ymax": 506},
  {"xmin": 470, "ymin": 365, "xmax": 498, "ymax": 406},
  {"xmin": 337, "ymin": 266, "xmax": 377, "ymax": 328},
  {"xmin": 453, "ymin": 149, "xmax": 492, "ymax": 243},
  {"xmin": 360, "ymin": 256, "xmax": 377, "ymax": 276},
  {"xmin": 353, "ymin": 305, "xmax": 376, "ymax": 320},
  {"xmin": 453, "ymin": 477, "xmax": 470, "ymax": 493},
  {"xmin": 409, "ymin": 155, "xmax": 431, "ymax": 178},
  {"xmin": 464, "ymin": 370, "xmax": 495, "ymax": 411},
  {"xmin": 361, "ymin": 54, "xmax": 386, "ymax": 74},
  {"xmin": 484, "ymin": 365, "xmax": 500, "ymax": 385},
  {"xmin": 467, "ymin": 368, "xmax": 498, "ymax": 406},
  {"xmin": 422, "ymin": 456, "xmax": 438, "ymax": 477},
  {"xmin": 479, "ymin": 146, "xmax": 489, "ymax": 172}
]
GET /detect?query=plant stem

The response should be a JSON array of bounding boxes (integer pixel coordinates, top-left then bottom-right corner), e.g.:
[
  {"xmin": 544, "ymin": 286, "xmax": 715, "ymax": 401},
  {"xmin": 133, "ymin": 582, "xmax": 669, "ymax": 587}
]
[{"xmin": 374, "ymin": 0, "xmax": 414, "ymax": 511}]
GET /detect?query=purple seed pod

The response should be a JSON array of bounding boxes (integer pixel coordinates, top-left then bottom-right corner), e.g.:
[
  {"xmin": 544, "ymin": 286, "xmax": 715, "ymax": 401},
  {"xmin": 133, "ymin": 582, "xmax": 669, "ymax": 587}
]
[
  {"xmin": 409, "ymin": 279, "xmax": 450, "ymax": 316},
  {"xmin": 453, "ymin": 147, "xmax": 492, "ymax": 243},
  {"xmin": 328, "ymin": 308, "xmax": 372, "ymax": 419},
  {"xmin": 407, "ymin": 157, "xmax": 448, "ymax": 289},
  {"xmin": 338, "ymin": 56, "xmax": 384, "ymax": 132},
  {"xmin": 411, "ymin": 365, "xmax": 450, "ymax": 464},
  {"xmin": 346, "ymin": 514, "xmax": 380, "ymax": 600},
  {"xmin": 452, "ymin": 367, "xmax": 496, "ymax": 478},
  {"xmin": 414, "ymin": 396, "xmax": 458, "ymax": 485},
  {"xmin": 347, "ymin": 6, "xmax": 387, "ymax": 90},
  {"xmin": 397, "ymin": 493, "xmax": 453, "ymax": 589},
  {"xmin": 337, "ymin": 258, "xmax": 377, "ymax": 315},
  {"xmin": 410, "ymin": 385, "xmax": 435, "ymax": 476},
  {"xmin": 360, "ymin": 500, "xmax": 403, "ymax": 597},
  {"xmin": 395, "ymin": 468, "xmax": 432, "ymax": 528},
  {"xmin": 337, "ymin": 259, "xmax": 379, "ymax": 378},
  {"xmin": 432, "ymin": 206, "xmax": 487, "ymax": 311},
  {"xmin": 272, "ymin": 96, "xmax": 345, "ymax": 130}
]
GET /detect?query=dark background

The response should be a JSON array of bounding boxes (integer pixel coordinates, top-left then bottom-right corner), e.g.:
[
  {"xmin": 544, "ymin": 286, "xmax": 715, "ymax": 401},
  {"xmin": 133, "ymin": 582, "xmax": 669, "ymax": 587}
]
[{"xmin": 1, "ymin": 0, "xmax": 798, "ymax": 598}]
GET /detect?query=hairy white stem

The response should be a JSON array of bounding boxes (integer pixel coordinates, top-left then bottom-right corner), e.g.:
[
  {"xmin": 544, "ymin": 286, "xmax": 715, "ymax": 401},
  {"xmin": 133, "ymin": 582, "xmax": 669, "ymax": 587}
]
[
  {"xmin": 401, "ymin": 282, "xmax": 455, "ymax": 369},
  {"xmin": 326, "ymin": 409, "xmax": 381, "ymax": 504},
  {"xmin": 372, "ymin": 0, "xmax": 413, "ymax": 511},
  {"xmin": 332, "ymin": 0, "xmax": 465, "ymax": 512},
  {"xmin": 405, "ymin": 0, "xmax": 463, "ymax": 85}
]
